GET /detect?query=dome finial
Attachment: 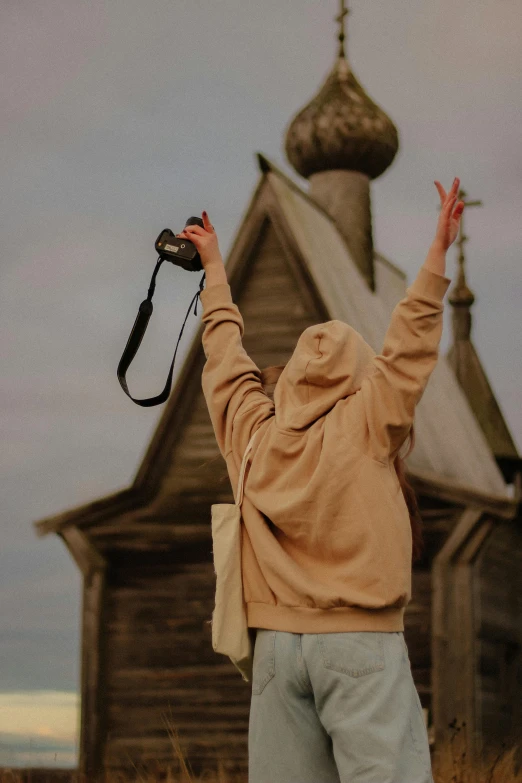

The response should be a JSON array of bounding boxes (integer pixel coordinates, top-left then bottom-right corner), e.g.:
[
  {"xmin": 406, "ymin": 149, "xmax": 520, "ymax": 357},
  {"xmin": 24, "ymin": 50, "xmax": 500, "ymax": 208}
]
[
  {"xmin": 335, "ymin": 0, "xmax": 350, "ymax": 59},
  {"xmin": 284, "ymin": 2, "xmax": 399, "ymax": 181},
  {"xmin": 439, "ymin": 189, "xmax": 482, "ymax": 344},
  {"xmin": 448, "ymin": 188, "xmax": 483, "ymax": 321}
]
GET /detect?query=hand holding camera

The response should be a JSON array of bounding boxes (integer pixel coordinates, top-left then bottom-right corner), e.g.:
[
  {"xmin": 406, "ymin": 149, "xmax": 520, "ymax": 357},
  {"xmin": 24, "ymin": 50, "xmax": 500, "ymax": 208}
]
[
  {"xmin": 119, "ymin": 209, "xmax": 227, "ymax": 406},
  {"xmin": 176, "ymin": 210, "xmax": 224, "ymax": 269}
]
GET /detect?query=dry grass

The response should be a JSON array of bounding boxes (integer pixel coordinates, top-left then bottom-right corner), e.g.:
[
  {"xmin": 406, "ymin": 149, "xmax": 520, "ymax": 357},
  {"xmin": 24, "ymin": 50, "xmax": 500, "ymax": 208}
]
[
  {"xmin": 432, "ymin": 720, "xmax": 522, "ymax": 783},
  {"xmin": 1, "ymin": 718, "xmax": 520, "ymax": 782}
]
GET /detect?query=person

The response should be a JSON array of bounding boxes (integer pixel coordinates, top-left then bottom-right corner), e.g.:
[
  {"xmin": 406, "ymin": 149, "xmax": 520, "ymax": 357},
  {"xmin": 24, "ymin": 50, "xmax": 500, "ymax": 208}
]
[{"xmin": 176, "ymin": 178, "xmax": 465, "ymax": 783}]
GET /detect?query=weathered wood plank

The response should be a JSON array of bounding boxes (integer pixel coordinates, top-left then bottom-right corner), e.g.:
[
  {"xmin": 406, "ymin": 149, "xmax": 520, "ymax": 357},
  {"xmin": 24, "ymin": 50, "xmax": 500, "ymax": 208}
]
[
  {"xmin": 108, "ymin": 663, "xmax": 246, "ymax": 681},
  {"xmin": 79, "ymin": 568, "xmax": 107, "ymax": 780},
  {"xmin": 92, "ymin": 523, "xmax": 211, "ymax": 540},
  {"xmin": 105, "ymin": 686, "xmax": 246, "ymax": 704},
  {"xmin": 103, "ymin": 734, "xmax": 249, "ymax": 769},
  {"xmin": 475, "ymin": 522, "xmax": 522, "ymax": 751},
  {"xmin": 106, "ymin": 708, "xmax": 250, "ymax": 737}
]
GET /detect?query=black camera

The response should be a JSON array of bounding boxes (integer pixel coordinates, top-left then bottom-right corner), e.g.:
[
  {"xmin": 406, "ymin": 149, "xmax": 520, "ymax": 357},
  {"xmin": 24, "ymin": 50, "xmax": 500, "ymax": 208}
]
[
  {"xmin": 118, "ymin": 215, "xmax": 208, "ymax": 407},
  {"xmin": 155, "ymin": 216, "xmax": 205, "ymax": 272}
]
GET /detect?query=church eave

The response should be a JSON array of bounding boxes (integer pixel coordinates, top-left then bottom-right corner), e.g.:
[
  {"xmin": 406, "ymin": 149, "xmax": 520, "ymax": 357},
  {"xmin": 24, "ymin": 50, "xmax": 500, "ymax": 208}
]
[
  {"xmin": 408, "ymin": 466, "xmax": 519, "ymax": 521},
  {"xmin": 33, "ymin": 485, "xmax": 153, "ymax": 537},
  {"xmin": 256, "ymin": 153, "xmax": 340, "ymax": 227}
]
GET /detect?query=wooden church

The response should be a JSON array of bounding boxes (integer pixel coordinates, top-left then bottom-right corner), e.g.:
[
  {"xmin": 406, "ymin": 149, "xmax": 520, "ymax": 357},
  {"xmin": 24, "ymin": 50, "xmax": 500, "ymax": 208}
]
[{"xmin": 34, "ymin": 6, "xmax": 522, "ymax": 780}]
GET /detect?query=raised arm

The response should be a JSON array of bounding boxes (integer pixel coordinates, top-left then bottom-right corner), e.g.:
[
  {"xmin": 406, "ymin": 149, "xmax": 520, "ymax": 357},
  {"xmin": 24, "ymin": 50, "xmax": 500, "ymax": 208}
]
[
  {"xmin": 177, "ymin": 213, "xmax": 273, "ymax": 459},
  {"xmin": 359, "ymin": 177, "xmax": 465, "ymax": 463}
]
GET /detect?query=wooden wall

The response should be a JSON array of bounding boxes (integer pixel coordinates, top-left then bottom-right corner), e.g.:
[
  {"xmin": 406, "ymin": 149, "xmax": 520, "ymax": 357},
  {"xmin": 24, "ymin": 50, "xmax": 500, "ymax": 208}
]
[
  {"xmin": 98, "ymin": 519, "xmax": 453, "ymax": 779},
  {"xmin": 475, "ymin": 518, "xmax": 522, "ymax": 757},
  {"xmin": 406, "ymin": 495, "xmax": 464, "ymax": 725},
  {"xmin": 101, "ymin": 548, "xmax": 251, "ymax": 779}
]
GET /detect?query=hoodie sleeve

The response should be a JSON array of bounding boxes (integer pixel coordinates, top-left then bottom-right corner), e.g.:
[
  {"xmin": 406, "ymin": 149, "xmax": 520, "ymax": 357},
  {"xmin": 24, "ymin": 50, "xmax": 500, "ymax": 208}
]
[
  {"xmin": 360, "ymin": 266, "xmax": 452, "ymax": 464},
  {"xmin": 199, "ymin": 282, "xmax": 273, "ymax": 459}
]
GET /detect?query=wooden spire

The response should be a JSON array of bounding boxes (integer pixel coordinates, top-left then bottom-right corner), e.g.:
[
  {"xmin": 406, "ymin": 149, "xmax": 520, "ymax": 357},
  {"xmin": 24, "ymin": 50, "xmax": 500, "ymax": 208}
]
[
  {"xmin": 445, "ymin": 189, "xmax": 519, "ymax": 459},
  {"xmin": 448, "ymin": 189, "xmax": 482, "ymax": 332}
]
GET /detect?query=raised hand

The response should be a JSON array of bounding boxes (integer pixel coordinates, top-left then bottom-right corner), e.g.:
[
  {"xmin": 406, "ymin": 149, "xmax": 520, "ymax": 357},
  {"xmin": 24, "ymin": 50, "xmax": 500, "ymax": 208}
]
[
  {"xmin": 434, "ymin": 178, "xmax": 465, "ymax": 251},
  {"xmin": 176, "ymin": 211, "xmax": 223, "ymax": 269}
]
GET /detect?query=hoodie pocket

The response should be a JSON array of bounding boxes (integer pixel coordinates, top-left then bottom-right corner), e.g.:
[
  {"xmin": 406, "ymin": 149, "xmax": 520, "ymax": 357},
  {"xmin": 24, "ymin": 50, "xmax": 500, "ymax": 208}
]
[{"xmin": 318, "ymin": 631, "xmax": 385, "ymax": 677}]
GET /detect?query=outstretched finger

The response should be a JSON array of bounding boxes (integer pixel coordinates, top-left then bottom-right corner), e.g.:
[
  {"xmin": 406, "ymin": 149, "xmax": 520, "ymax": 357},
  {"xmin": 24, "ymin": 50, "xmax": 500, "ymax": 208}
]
[
  {"xmin": 202, "ymin": 210, "xmax": 214, "ymax": 232},
  {"xmin": 434, "ymin": 181, "xmax": 446, "ymax": 205},
  {"xmin": 453, "ymin": 201, "xmax": 465, "ymax": 217},
  {"xmin": 447, "ymin": 177, "xmax": 460, "ymax": 201}
]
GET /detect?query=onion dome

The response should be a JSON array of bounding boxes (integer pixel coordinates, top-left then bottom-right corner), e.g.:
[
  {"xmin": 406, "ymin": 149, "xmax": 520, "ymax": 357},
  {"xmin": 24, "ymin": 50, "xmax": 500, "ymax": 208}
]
[{"xmin": 284, "ymin": 4, "xmax": 399, "ymax": 180}]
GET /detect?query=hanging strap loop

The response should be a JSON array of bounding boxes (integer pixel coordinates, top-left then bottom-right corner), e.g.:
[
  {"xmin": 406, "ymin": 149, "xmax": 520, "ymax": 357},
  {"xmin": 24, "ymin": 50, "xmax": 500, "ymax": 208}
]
[{"xmin": 117, "ymin": 257, "xmax": 206, "ymax": 407}]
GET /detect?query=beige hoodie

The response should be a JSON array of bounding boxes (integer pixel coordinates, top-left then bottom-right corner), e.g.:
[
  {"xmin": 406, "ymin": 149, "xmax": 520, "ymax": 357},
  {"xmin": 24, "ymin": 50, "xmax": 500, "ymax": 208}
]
[{"xmin": 200, "ymin": 265, "xmax": 451, "ymax": 633}]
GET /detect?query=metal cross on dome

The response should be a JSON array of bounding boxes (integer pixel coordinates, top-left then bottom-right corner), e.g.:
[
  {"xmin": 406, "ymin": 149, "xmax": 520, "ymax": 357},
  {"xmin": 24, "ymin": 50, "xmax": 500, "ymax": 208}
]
[
  {"xmin": 453, "ymin": 188, "xmax": 482, "ymax": 301},
  {"xmin": 335, "ymin": 0, "xmax": 350, "ymax": 59}
]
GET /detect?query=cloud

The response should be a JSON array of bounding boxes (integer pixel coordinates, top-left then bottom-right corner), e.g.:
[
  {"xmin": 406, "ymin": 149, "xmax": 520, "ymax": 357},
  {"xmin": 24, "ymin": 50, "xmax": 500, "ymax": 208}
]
[
  {"xmin": 0, "ymin": 691, "xmax": 79, "ymax": 738},
  {"xmin": 0, "ymin": 691, "xmax": 79, "ymax": 768}
]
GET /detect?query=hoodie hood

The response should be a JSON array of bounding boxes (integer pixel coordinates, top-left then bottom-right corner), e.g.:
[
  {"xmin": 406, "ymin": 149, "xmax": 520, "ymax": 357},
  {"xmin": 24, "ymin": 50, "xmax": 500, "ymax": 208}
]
[{"xmin": 274, "ymin": 320, "xmax": 377, "ymax": 432}]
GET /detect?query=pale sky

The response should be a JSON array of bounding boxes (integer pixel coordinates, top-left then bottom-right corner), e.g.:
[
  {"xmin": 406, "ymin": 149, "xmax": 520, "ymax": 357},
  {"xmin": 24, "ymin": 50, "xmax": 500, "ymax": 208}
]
[{"xmin": 1, "ymin": 0, "xmax": 521, "ymax": 768}]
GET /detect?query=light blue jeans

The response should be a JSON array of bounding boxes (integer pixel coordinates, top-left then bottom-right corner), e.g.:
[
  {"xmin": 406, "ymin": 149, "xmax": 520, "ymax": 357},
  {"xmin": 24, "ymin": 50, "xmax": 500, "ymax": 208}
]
[{"xmin": 248, "ymin": 630, "xmax": 434, "ymax": 783}]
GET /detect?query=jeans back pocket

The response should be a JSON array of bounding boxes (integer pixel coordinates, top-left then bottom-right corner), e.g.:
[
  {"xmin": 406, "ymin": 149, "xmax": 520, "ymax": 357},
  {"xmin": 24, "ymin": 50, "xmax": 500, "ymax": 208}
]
[
  {"xmin": 318, "ymin": 631, "xmax": 385, "ymax": 677},
  {"xmin": 251, "ymin": 629, "xmax": 276, "ymax": 695}
]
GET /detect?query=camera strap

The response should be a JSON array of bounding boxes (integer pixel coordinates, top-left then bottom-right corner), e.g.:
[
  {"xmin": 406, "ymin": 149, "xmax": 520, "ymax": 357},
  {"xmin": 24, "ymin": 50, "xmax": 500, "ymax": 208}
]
[{"xmin": 117, "ymin": 256, "xmax": 206, "ymax": 406}]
